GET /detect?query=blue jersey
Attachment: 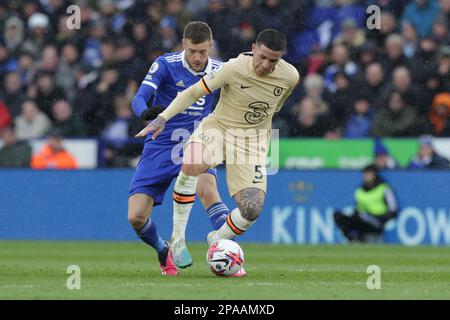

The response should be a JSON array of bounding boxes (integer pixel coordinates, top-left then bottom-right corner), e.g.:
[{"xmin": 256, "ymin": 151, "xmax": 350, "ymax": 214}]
[{"xmin": 132, "ymin": 51, "xmax": 222, "ymax": 149}]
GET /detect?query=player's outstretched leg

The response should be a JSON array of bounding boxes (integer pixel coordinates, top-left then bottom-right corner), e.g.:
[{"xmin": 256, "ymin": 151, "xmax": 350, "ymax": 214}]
[
  {"xmin": 171, "ymin": 142, "xmax": 212, "ymax": 268},
  {"xmin": 206, "ymin": 188, "xmax": 265, "ymax": 277},
  {"xmin": 207, "ymin": 188, "xmax": 265, "ymax": 245},
  {"xmin": 128, "ymin": 194, "xmax": 179, "ymax": 276},
  {"xmin": 171, "ymin": 170, "xmax": 230, "ymax": 268}
]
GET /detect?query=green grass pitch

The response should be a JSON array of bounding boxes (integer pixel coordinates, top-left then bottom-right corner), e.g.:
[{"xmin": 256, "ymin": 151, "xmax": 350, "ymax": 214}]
[{"xmin": 1, "ymin": 241, "xmax": 449, "ymax": 299}]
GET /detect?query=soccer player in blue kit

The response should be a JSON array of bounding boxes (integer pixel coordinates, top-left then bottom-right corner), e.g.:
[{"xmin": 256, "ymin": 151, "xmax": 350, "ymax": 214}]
[{"xmin": 128, "ymin": 22, "xmax": 231, "ymax": 276}]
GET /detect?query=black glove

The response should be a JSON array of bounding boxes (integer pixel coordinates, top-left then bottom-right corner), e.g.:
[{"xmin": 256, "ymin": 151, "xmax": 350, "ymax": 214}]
[{"xmin": 140, "ymin": 106, "xmax": 164, "ymax": 121}]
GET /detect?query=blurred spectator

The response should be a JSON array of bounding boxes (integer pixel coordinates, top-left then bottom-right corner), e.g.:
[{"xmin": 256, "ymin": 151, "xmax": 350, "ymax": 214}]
[
  {"xmin": 401, "ymin": 0, "xmax": 440, "ymax": 38},
  {"xmin": 408, "ymin": 135, "xmax": 450, "ymax": 169},
  {"xmin": 343, "ymin": 96, "xmax": 373, "ymax": 138},
  {"xmin": 305, "ymin": 47, "xmax": 327, "ymax": 75},
  {"xmin": 0, "ymin": 39, "xmax": 18, "ymax": 84},
  {"xmin": 115, "ymin": 37, "xmax": 147, "ymax": 88},
  {"xmin": 357, "ymin": 62, "xmax": 386, "ymax": 109},
  {"xmin": 372, "ymin": 91, "xmax": 420, "ymax": 137},
  {"xmin": 409, "ymin": 37, "xmax": 439, "ymax": 86},
  {"xmin": 440, "ymin": 0, "xmax": 450, "ymax": 24},
  {"xmin": 367, "ymin": 0, "xmax": 405, "ymax": 18},
  {"xmin": 366, "ymin": 11, "xmax": 398, "ymax": 48},
  {"xmin": 228, "ymin": 0, "xmax": 264, "ymax": 58},
  {"xmin": 21, "ymin": 0, "xmax": 41, "ymax": 20},
  {"xmin": 97, "ymin": 0, "xmax": 120, "ymax": 31},
  {"xmin": 0, "ymin": 0, "xmax": 448, "ymax": 143},
  {"xmin": 31, "ymin": 129, "xmax": 78, "ymax": 169},
  {"xmin": 16, "ymin": 50, "xmax": 35, "ymax": 86},
  {"xmin": 422, "ymin": 71, "xmax": 444, "ymax": 110},
  {"xmin": 158, "ymin": 16, "xmax": 181, "ymax": 52},
  {"xmin": 431, "ymin": 15, "xmax": 450, "ymax": 46},
  {"xmin": 101, "ymin": 95, "xmax": 144, "ymax": 167},
  {"xmin": 39, "ymin": 45, "xmax": 59, "ymax": 73},
  {"xmin": 426, "ymin": 93, "xmax": 450, "ymax": 136},
  {"xmin": 356, "ymin": 41, "xmax": 378, "ymax": 71},
  {"xmin": 288, "ymin": 97, "xmax": 332, "ymax": 137},
  {"xmin": 22, "ymin": 12, "xmax": 51, "ymax": 58},
  {"xmin": 333, "ymin": 18, "xmax": 366, "ymax": 57},
  {"xmin": 259, "ymin": 0, "xmax": 294, "ymax": 38},
  {"xmin": 56, "ymin": 43, "xmax": 80, "ymax": 102},
  {"xmin": 43, "ymin": 0, "xmax": 67, "ymax": 30},
  {"xmin": 196, "ymin": 0, "xmax": 235, "ymax": 59},
  {"xmin": 72, "ymin": 62, "xmax": 98, "ymax": 128},
  {"xmin": 129, "ymin": 18, "xmax": 151, "ymax": 60},
  {"xmin": 303, "ymin": 73, "xmax": 330, "ymax": 111},
  {"xmin": 100, "ymin": 37, "xmax": 116, "ymax": 66},
  {"xmin": 0, "ymin": 125, "xmax": 31, "ymax": 168},
  {"xmin": 51, "ymin": 99, "xmax": 86, "ymax": 138},
  {"xmin": 373, "ymin": 139, "xmax": 399, "ymax": 170},
  {"xmin": 14, "ymin": 100, "xmax": 52, "ymax": 140},
  {"xmin": 185, "ymin": 0, "xmax": 209, "ymax": 16},
  {"xmin": 165, "ymin": 0, "xmax": 192, "ymax": 31},
  {"xmin": 82, "ymin": 19, "xmax": 107, "ymax": 68},
  {"xmin": 31, "ymin": 70, "xmax": 66, "ymax": 119},
  {"xmin": 324, "ymin": 44, "xmax": 358, "ymax": 92},
  {"xmin": 0, "ymin": 100, "xmax": 12, "ymax": 129},
  {"xmin": 143, "ymin": 0, "xmax": 164, "ymax": 27},
  {"xmin": 379, "ymin": 34, "xmax": 409, "ymax": 78},
  {"xmin": 383, "ymin": 66, "xmax": 427, "ymax": 115},
  {"xmin": 334, "ymin": 164, "xmax": 398, "ymax": 243},
  {"xmin": 329, "ymin": 71, "xmax": 355, "ymax": 132},
  {"xmin": 82, "ymin": 64, "xmax": 122, "ymax": 136},
  {"xmin": 55, "ymin": 10, "xmax": 80, "ymax": 47},
  {"xmin": 1, "ymin": 71, "xmax": 27, "ymax": 117},
  {"xmin": 401, "ymin": 22, "xmax": 418, "ymax": 59},
  {"xmin": 3, "ymin": 16, "xmax": 25, "ymax": 56},
  {"xmin": 437, "ymin": 46, "xmax": 450, "ymax": 91}
]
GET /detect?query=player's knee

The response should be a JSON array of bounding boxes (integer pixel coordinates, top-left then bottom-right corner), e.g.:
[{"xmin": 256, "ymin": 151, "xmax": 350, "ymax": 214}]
[
  {"xmin": 236, "ymin": 188, "xmax": 265, "ymax": 221},
  {"xmin": 127, "ymin": 210, "xmax": 148, "ymax": 230},
  {"xmin": 181, "ymin": 163, "xmax": 208, "ymax": 177}
]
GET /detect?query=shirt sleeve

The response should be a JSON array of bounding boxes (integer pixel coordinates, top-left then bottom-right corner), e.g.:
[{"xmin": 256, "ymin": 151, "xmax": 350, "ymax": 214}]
[
  {"xmin": 275, "ymin": 67, "xmax": 300, "ymax": 113},
  {"xmin": 131, "ymin": 58, "xmax": 168, "ymax": 117},
  {"xmin": 158, "ymin": 62, "xmax": 233, "ymax": 121},
  {"xmin": 384, "ymin": 187, "xmax": 398, "ymax": 212},
  {"xmin": 200, "ymin": 61, "xmax": 233, "ymax": 93}
]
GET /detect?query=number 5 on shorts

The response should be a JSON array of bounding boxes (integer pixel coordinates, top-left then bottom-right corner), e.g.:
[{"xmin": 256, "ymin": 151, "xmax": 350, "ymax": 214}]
[{"xmin": 253, "ymin": 165, "xmax": 264, "ymax": 183}]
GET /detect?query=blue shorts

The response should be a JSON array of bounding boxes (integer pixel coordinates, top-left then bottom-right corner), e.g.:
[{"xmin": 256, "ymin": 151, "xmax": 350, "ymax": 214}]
[{"xmin": 129, "ymin": 147, "xmax": 217, "ymax": 206}]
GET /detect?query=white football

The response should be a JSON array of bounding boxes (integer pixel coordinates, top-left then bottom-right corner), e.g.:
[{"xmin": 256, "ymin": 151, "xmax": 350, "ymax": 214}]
[{"xmin": 206, "ymin": 239, "xmax": 244, "ymax": 276}]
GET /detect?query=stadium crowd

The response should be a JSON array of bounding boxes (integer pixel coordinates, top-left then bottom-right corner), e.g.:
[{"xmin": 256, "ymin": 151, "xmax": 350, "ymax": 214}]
[{"xmin": 0, "ymin": 0, "xmax": 450, "ymax": 167}]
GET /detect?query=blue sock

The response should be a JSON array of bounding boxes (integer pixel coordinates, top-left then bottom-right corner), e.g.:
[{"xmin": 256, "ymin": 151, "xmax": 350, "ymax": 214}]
[
  {"xmin": 207, "ymin": 202, "xmax": 229, "ymax": 230},
  {"xmin": 135, "ymin": 218, "xmax": 167, "ymax": 253}
]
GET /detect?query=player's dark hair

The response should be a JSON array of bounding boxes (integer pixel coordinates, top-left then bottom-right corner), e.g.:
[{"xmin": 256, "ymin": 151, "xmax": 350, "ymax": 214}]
[
  {"xmin": 183, "ymin": 21, "xmax": 213, "ymax": 44},
  {"xmin": 256, "ymin": 29, "xmax": 287, "ymax": 52}
]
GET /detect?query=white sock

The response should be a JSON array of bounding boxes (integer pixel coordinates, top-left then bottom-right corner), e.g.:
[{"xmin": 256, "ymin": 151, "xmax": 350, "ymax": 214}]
[
  {"xmin": 171, "ymin": 171, "xmax": 198, "ymax": 241},
  {"xmin": 216, "ymin": 208, "xmax": 255, "ymax": 239}
]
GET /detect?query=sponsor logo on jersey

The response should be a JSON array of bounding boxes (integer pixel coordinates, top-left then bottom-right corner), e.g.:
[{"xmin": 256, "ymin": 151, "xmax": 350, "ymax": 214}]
[
  {"xmin": 176, "ymin": 80, "xmax": 185, "ymax": 87},
  {"xmin": 244, "ymin": 102, "xmax": 270, "ymax": 124}
]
